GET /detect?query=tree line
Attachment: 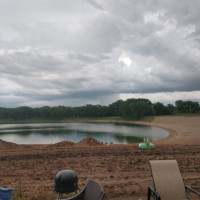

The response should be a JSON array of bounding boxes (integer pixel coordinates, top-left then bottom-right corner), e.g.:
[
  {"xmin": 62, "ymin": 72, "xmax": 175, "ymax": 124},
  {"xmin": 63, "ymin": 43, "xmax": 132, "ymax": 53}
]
[{"xmin": 0, "ymin": 99, "xmax": 199, "ymax": 120}]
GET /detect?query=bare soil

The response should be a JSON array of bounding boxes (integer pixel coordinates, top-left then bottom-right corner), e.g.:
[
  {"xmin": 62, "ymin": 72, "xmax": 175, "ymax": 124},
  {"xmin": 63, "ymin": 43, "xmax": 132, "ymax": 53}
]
[{"xmin": 0, "ymin": 116, "xmax": 200, "ymax": 200}]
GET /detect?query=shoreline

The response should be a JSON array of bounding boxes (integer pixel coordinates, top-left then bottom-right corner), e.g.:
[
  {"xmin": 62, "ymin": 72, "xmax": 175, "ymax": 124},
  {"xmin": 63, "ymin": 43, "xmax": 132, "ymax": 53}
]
[
  {"xmin": 0, "ymin": 116, "xmax": 200, "ymax": 200},
  {"xmin": 1, "ymin": 115, "xmax": 200, "ymax": 146},
  {"xmin": 133, "ymin": 115, "xmax": 200, "ymax": 145},
  {"xmin": 65, "ymin": 115, "xmax": 200, "ymax": 145}
]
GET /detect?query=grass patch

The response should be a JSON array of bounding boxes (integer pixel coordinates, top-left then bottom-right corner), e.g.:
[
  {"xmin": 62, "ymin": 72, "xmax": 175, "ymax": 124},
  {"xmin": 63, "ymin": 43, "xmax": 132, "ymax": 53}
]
[
  {"xmin": 61, "ymin": 192, "xmax": 77, "ymax": 198},
  {"xmin": 0, "ymin": 116, "xmax": 124, "ymax": 124},
  {"xmin": 112, "ymin": 190, "xmax": 124, "ymax": 197},
  {"xmin": 0, "ymin": 118, "xmax": 62, "ymax": 124},
  {"xmin": 139, "ymin": 116, "xmax": 155, "ymax": 122},
  {"xmin": 13, "ymin": 182, "xmax": 24, "ymax": 200},
  {"xmin": 2, "ymin": 114, "xmax": 200, "ymax": 125},
  {"xmin": 63, "ymin": 116, "xmax": 123, "ymax": 121}
]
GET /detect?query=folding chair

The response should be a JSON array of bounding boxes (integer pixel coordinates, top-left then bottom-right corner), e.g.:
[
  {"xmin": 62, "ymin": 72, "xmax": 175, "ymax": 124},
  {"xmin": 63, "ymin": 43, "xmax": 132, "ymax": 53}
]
[
  {"xmin": 148, "ymin": 160, "xmax": 200, "ymax": 200},
  {"xmin": 67, "ymin": 179, "xmax": 105, "ymax": 200}
]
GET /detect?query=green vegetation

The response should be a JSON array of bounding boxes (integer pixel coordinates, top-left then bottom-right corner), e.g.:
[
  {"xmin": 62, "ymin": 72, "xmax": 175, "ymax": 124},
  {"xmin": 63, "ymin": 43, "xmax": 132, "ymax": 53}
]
[
  {"xmin": 13, "ymin": 182, "xmax": 24, "ymax": 200},
  {"xmin": 0, "ymin": 116, "xmax": 124, "ymax": 124},
  {"xmin": 137, "ymin": 116, "xmax": 155, "ymax": 122},
  {"xmin": 0, "ymin": 99, "xmax": 199, "ymax": 122},
  {"xmin": 112, "ymin": 190, "xmax": 124, "ymax": 197}
]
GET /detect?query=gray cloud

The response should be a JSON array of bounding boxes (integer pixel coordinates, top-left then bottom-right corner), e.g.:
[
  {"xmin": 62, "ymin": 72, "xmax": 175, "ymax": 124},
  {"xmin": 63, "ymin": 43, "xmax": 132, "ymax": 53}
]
[{"xmin": 0, "ymin": 0, "xmax": 200, "ymax": 107}]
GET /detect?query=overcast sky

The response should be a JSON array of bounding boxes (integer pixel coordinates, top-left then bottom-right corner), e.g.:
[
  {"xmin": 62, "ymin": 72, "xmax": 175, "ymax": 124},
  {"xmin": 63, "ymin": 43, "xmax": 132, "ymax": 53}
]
[{"xmin": 0, "ymin": 0, "xmax": 200, "ymax": 108}]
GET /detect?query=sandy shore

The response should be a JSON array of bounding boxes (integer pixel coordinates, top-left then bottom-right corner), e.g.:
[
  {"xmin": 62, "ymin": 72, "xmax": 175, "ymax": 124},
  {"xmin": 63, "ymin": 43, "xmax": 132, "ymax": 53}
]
[
  {"xmin": 0, "ymin": 116, "xmax": 199, "ymax": 200},
  {"xmin": 133, "ymin": 115, "xmax": 200, "ymax": 145}
]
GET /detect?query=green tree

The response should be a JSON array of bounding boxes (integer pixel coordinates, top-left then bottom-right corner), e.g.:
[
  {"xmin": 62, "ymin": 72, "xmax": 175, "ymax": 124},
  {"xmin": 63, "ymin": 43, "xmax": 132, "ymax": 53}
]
[
  {"xmin": 153, "ymin": 102, "xmax": 170, "ymax": 115},
  {"xmin": 108, "ymin": 100, "xmax": 123, "ymax": 116},
  {"xmin": 121, "ymin": 98, "xmax": 153, "ymax": 119},
  {"xmin": 14, "ymin": 106, "xmax": 34, "ymax": 119},
  {"xmin": 167, "ymin": 104, "xmax": 175, "ymax": 114},
  {"xmin": 175, "ymin": 100, "xmax": 200, "ymax": 113},
  {"xmin": 40, "ymin": 106, "xmax": 52, "ymax": 118}
]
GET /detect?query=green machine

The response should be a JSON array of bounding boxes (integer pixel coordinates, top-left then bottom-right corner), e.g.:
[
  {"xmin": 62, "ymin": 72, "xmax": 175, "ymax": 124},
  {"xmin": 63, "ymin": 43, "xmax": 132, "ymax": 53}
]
[{"xmin": 139, "ymin": 137, "xmax": 155, "ymax": 149}]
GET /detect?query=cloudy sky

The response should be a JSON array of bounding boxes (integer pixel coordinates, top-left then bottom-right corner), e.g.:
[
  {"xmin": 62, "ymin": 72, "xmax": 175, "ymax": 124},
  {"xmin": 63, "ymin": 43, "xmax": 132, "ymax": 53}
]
[{"xmin": 0, "ymin": 0, "xmax": 200, "ymax": 108}]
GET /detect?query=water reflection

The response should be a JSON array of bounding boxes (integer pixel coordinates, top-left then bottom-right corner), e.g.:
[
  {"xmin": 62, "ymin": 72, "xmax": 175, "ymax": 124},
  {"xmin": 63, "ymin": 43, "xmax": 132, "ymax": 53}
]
[{"xmin": 0, "ymin": 122, "xmax": 169, "ymax": 144}]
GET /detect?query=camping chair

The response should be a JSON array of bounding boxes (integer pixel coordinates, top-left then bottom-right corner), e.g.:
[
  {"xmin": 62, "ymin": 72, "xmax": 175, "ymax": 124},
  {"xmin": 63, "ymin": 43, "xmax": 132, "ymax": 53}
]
[
  {"xmin": 148, "ymin": 160, "xmax": 200, "ymax": 200},
  {"xmin": 66, "ymin": 179, "xmax": 105, "ymax": 200},
  {"xmin": 0, "ymin": 187, "xmax": 14, "ymax": 200}
]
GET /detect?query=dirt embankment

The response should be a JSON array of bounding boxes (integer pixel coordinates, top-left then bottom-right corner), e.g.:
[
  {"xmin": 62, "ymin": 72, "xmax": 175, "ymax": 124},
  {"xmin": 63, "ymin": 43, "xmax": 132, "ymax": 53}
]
[{"xmin": 0, "ymin": 116, "xmax": 199, "ymax": 200}]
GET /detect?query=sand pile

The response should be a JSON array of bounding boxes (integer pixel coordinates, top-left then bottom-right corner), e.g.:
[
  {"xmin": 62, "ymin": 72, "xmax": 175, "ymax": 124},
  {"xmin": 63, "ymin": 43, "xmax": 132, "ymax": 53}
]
[
  {"xmin": 76, "ymin": 137, "xmax": 103, "ymax": 146},
  {"xmin": 47, "ymin": 137, "xmax": 103, "ymax": 148},
  {"xmin": 0, "ymin": 139, "xmax": 19, "ymax": 150},
  {"xmin": 47, "ymin": 141, "xmax": 75, "ymax": 148},
  {"xmin": 0, "ymin": 137, "xmax": 103, "ymax": 150}
]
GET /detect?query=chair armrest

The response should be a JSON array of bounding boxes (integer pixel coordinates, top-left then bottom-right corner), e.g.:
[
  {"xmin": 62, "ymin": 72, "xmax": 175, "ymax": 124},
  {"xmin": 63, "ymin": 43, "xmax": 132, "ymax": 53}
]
[
  {"xmin": 100, "ymin": 192, "xmax": 105, "ymax": 200},
  {"xmin": 148, "ymin": 186, "xmax": 161, "ymax": 200},
  {"xmin": 185, "ymin": 185, "xmax": 200, "ymax": 197}
]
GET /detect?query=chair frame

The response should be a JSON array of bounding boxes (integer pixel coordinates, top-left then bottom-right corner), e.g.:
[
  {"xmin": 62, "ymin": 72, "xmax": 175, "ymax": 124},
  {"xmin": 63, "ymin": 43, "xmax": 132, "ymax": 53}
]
[
  {"xmin": 148, "ymin": 160, "xmax": 200, "ymax": 200},
  {"xmin": 58, "ymin": 179, "xmax": 105, "ymax": 200}
]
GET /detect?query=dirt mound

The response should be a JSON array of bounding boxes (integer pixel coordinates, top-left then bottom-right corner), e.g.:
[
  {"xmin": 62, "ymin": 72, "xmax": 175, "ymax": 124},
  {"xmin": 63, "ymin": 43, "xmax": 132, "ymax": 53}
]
[
  {"xmin": 0, "ymin": 139, "xmax": 19, "ymax": 150},
  {"xmin": 46, "ymin": 137, "xmax": 102, "ymax": 148},
  {"xmin": 76, "ymin": 137, "xmax": 103, "ymax": 146},
  {"xmin": 47, "ymin": 141, "xmax": 75, "ymax": 148}
]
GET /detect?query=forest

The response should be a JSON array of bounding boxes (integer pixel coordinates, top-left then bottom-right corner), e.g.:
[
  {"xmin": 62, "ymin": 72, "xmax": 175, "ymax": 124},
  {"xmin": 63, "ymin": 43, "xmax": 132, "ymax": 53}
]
[{"xmin": 0, "ymin": 99, "xmax": 200, "ymax": 120}]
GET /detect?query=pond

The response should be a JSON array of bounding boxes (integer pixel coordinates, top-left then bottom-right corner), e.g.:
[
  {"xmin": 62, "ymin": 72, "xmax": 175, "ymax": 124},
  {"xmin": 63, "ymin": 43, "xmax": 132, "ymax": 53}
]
[{"xmin": 0, "ymin": 122, "xmax": 169, "ymax": 144}]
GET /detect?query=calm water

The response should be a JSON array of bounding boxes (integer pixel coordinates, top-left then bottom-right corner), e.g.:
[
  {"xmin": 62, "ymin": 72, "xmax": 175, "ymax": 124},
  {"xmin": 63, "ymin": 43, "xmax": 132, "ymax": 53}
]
[{"xmin": 0, "ymin": 122, "xmax": 169, "ymax": 144}]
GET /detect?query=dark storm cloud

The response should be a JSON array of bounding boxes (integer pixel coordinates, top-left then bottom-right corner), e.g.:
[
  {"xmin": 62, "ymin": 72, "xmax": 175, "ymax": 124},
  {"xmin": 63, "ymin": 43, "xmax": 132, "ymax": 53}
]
[{"xmin": 0, "ymin": 0, "xmax": 200, "ymax": 107}]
